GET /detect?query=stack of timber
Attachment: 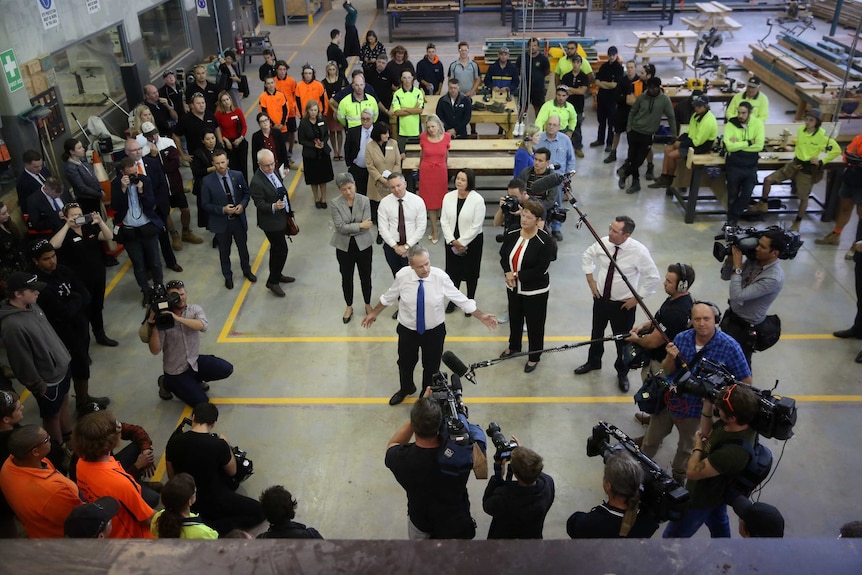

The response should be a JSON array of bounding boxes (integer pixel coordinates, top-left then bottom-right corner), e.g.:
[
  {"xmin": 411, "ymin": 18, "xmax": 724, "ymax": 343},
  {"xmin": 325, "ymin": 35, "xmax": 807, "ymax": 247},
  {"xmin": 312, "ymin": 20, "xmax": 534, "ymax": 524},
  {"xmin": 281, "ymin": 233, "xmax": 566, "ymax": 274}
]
[
  {"xmin": 740, "ymin": 40, "xmax": 846, "ymax": 101},
  {"xmin": 809, "ymin": 0, "xmax": 862, "ymax": 29}
]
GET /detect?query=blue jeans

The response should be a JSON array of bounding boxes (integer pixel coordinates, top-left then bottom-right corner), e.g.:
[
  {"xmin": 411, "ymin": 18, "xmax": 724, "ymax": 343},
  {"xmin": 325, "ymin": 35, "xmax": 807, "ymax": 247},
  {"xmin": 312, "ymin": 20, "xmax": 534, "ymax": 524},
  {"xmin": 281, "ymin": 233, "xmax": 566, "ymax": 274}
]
[
  {"xmin": 124, "ymin": 236, "xmax": 163, "ymax": 293},
  {"xmin": 164, "ymin": 355, "xmax": 234, "ymax": 407},
  {"xmin": 663, "ymin": 504, "xmax": 731, "ymax": 538}
]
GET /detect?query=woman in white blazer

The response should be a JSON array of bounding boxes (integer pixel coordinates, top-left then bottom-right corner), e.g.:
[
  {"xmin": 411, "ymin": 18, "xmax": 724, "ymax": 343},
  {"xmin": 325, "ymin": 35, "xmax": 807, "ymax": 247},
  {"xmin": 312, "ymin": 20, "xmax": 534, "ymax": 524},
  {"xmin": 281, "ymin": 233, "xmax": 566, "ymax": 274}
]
[
  {"xmin": 440, "ymin": 168, "xmax": 485, "ymax": 314},
  {"xmin": 330, "ymin": 172, "xmax": 374, "ymax": 323}
]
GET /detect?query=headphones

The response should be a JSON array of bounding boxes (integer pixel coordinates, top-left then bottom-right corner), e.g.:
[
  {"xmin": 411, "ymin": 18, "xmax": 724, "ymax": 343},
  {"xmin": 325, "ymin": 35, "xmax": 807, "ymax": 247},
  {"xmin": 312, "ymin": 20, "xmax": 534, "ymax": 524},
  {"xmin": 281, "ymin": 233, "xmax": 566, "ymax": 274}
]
[
  {"xmin": 676, "ymin": 262, "xmax": 690, "ymax": 293},
  {"xmin": 692, "ymin": 300, "xmax": 722, "ymax": 325}
]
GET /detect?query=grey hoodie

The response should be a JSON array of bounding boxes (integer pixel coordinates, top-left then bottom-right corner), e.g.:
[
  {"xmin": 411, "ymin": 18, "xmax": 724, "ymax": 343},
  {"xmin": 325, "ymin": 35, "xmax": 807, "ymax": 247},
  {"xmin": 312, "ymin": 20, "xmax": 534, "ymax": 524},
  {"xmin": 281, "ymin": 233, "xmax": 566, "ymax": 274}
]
[
  {"xmin": 0, "ymin": 300, "xmax": 71, "ymax": 396},
  {"xmin": 628, "ymin": 91, "xmax": 676, "ymax": 137}
]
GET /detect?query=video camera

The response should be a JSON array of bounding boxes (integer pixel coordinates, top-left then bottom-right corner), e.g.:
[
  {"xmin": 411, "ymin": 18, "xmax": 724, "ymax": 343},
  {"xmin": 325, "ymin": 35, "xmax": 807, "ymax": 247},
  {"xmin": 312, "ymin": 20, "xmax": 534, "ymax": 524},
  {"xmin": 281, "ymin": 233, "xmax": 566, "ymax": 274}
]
[
  {"xmin": 486, "ymin": 422, "xmax": 518, "ymax": 462},
  {"xmin": 149, "ymin": 284, "xmax": 182, "ymax": 330},
  {"xmin": 586, "ymin": 421, "xmax": 689, "ymax": 522},
  {"xmin": 675, "ymin": 359, "xmax": 797, "ymax": 440},
  {"xmin": 174, "ymin": 417, "xmax": 254, "ymax": 490},
  {"xmin": 546, "ymin": 203, "xmax": 568, "ymax": 224},
  {"xmin": 430, "ymin": 371, "xmax": 470, "ymax": 446},
  {"xmin": 713, "ymin": 224, "xmax": 803, "ymax": 261}
]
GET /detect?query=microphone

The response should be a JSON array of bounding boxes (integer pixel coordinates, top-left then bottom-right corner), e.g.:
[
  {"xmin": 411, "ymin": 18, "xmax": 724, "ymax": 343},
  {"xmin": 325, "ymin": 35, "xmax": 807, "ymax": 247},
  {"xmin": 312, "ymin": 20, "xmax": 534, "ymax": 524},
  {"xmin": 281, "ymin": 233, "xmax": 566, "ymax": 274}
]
[
  {"xmin": 442, "ymin": 350, "xmax": 470, "ymax": 377},
  {"xmin": 528, "ymin": 172, "xmax": 565, "ymax": 197}
]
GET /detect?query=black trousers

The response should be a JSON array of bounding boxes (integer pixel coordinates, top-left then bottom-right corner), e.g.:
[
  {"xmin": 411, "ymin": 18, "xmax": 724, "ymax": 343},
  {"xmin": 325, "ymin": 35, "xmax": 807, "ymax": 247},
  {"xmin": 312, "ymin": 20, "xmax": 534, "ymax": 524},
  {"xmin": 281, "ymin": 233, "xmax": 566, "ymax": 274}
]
[
  {"xmin": 84, "ymin": 272, "xmax": 107, "ymax": 336},
  {"xmin": 336, "ymin": 239, "xmax": 373, "ymax": 306},
  {"xmin": 587, "ymin": 297, "xmax": 636, "ymax": 376},
  {"xmin": 397, "ymin": 322, "xmax": 445, "ymax": 395},
  {"xmin": 855, "ymin": 249, "xmax": 862, "ymax": 333},
  {"xmin": 195, "ymin": 493, "xmax": 265, "ymax": 536},
  {"xmin": 158, "ymin": 227, "xmax": 178, "ymax": 268},
  {"xmin": 216, "ymin": 219, "xmax": 251, "ymax": 279},
  {"xmin": 625, "ymin": 130, "xmax": 654, "ymax": 181},
  {"xmin": 596, "ymin": 99, "xmax": 617, "ymax": 144},
  {"xmin": 720, "ymin": 308, "xmax": 755, "ymax": 368},
  {"xmin": 507, "ymin": 290, "xmax": 549, "ymax": 363},
  {"xmin": 263, "ymin": 229, "xmax": 288, "ymax": 285},
  {"xmin": 348, "ymin": 164, "xmax": 369, "ymax": 196},
  {"xmin": 383, "ymin": 243, "xmax": 409, "ymax": 277},
  {"xmin": 226, "ymin": 139, "xmax": 250, "ymax": 184},
  {"xmin": 725, "ymin": 165, "xmax": 758, "ymax": 225}
]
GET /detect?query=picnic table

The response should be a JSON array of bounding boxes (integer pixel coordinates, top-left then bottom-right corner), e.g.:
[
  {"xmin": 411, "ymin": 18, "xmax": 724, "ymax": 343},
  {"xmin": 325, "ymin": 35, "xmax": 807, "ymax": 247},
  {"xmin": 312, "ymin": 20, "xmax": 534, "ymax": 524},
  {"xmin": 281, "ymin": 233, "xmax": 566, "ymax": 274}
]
[
  {"xmin": 630, "ymin": 30, "xmax": 697, "ymax": 70},
  {"xmin": 680, "ymin": 2, "xmax": 742, "ymax": 36}
]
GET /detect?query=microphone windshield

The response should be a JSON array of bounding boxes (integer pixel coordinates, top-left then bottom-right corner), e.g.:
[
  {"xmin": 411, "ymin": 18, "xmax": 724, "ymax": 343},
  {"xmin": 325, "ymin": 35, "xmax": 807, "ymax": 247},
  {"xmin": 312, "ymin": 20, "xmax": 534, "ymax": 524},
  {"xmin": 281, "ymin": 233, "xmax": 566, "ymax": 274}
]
[{"xmin": 442, "ymin": 350, "xmax": 469, "ymax": 377}]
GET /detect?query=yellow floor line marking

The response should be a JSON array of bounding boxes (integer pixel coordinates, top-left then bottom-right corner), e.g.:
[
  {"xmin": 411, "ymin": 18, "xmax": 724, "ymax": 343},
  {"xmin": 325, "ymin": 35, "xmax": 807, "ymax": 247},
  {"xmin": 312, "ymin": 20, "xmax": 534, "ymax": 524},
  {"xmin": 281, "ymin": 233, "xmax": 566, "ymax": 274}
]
[
  {"xmin": 300, "ymin": 10, "xmax": 330, "ymax": 45},
  {"xmin": 204, "ymin": 395, "xmax": 862, "ymax": 405},
  {"xmin": 217, "ymin": 168, "xmax": 304, "ymax": 342},
  {"xmin": 104, "ymin": 260, "xmax": 132, "ymax": 298},
  {"xmin": 152, "ymin": 406, "xmax": 192, "ymax": 483},
  {"xmin": 217, "ymin": 334, "xmax": 847, "ymax": 343}
]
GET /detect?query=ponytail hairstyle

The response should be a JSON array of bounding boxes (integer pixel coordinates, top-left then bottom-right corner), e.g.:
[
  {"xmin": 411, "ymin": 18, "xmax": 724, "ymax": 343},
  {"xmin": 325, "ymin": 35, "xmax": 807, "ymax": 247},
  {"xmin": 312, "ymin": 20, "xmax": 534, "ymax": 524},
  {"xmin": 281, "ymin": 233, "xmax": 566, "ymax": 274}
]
[{"xmin": 155, "ymin": 473, "xmax": 197, "ymax": 538}]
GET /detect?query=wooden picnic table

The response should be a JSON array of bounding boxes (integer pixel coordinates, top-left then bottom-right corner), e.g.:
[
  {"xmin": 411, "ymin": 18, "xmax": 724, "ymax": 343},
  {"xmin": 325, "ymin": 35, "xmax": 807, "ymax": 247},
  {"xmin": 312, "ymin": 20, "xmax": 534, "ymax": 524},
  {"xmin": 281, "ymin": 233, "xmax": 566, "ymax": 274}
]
[
  {"xmin": 631, "ymin": 30, "xmax": 697, "ymax": 70},
  {"xmin": 681, "ymin": 2, "xmax": 742, "ymax": 36}
]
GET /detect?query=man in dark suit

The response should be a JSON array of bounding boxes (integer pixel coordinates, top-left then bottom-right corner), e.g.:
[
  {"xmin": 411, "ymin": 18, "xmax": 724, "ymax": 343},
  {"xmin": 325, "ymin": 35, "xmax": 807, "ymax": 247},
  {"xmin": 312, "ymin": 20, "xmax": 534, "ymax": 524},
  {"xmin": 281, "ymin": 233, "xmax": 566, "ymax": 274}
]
[
  {"xmin": 250, "ymin": 149, "xmax": 296, "ymax": 297},
  {"xmin": 201, "ymin": 150, "xmax": 256, "ymax": 289},
  {"xmin": 123, "ymin": 138, "xmax": 182, "ymax": 272},
  {"xmin": 25, "ymin": 177, "xmax": 73, "ymax": 236},
  {"xmin": 17, "ymin": 150, "xmax": 53, "ymax": 212},
  {"xmin": 111, "ymin": 157, "xmax": 164, "ymax": 303},
  {"xmin": 344, "ymin": 109, "xmax": 375, "ymax": 196}
]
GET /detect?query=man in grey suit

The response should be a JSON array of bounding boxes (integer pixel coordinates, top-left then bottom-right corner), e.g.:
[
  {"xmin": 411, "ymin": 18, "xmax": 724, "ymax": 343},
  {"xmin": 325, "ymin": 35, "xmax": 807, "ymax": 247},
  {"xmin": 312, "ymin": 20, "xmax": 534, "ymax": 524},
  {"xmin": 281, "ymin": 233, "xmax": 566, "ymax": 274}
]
[
  {"xmin": 250, "ymin": 149, "xmax": 296, "ymax": 298},
  {"xmin": 201, "ymin": 150, "xmax": 256, "ymax": 290}
]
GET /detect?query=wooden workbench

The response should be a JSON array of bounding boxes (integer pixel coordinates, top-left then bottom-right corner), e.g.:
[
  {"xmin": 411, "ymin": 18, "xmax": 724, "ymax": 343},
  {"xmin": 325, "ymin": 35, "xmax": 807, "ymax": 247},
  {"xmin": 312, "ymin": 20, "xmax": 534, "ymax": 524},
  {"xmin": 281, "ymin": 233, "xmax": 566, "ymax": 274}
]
[
  {"xmin": 391, "ymin": 93, "xmax": 518, "ymax": 139},
  {"xmin": 386, "ymin": 0, "xmax": 462, "ymax": 43},
  {"xmin": 794, "ymin": 83, "xmax": 862, "ymax": 122},
  {"xmin": 505, "ymin": 1, "xmax": 588, "ymax": 35},
  {"xmin": 405, "ymin": 139, "xmax": 519, "ymax": 153}
]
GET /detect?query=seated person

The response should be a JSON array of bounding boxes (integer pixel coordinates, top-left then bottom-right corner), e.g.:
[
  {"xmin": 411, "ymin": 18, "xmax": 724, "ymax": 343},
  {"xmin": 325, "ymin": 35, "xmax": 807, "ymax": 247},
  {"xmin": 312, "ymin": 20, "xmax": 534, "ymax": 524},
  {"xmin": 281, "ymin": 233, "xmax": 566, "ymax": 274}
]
[
  {"xmin": 567, "ymin": 452, "xmax": 660, "ymax": 538},
  {"xmin": 733, "ymin": 498, "xmax": 785, "ymax": 538},
  {"xmin": 64, "ymin": 496, "xmax": 120, "ymax": 538},
  {"xmin": 482, "ymin": 441, "xmax": 555, "ymax": 539},
  {"xmin": 649, "ymin": 95, "xmax": 717, "ymax": 192},
  {"xmin": 151, "ymin": 473, "xmax": 219, "ymax": 539},
  {"xmin": 256, "ymin": 485, "xmax": 324, "ymax": 539},
  {"xmin": 165, "ymin": 402, "xmax": 264, "ymax": 535}
]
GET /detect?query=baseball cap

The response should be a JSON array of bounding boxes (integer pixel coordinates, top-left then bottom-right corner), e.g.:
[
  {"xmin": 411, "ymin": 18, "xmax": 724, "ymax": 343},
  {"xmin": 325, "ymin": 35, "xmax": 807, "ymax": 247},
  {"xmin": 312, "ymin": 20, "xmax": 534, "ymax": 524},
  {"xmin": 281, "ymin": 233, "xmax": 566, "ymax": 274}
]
[
  {"xmin": 5, "ymin": 272, "xmax": 47, "ymax": 293},
  {"xmin": 499, "ymin": 46, "xmax": 509, "ymax": 54},
  {"xmin": 805, "ymin": 108, "xmax": 822, "ymax": 120},
  {"xmin": 735, "ymin": 499, "xmax": 785, "ymax": 537},
  {"xmin": 556, "ymin": 84, "xmax": 569, "ymax": 93},
  {"xmin": 692, "ymin": 95, "xmax": 710, "ymax": 107},
  {"xmin": 141, "ymin": 121, "xmax": 158, "ymax": 135},
  {"xmin": 747, "ymin": 77, "xmax": 761, "ymax": 88},
  {"xmin": 162, "ymin": 70, "xmax": 175, "ymax": 79},
  {"xmin": 64, "ymin": 497, "xmax": 120, "ymax": 538}
]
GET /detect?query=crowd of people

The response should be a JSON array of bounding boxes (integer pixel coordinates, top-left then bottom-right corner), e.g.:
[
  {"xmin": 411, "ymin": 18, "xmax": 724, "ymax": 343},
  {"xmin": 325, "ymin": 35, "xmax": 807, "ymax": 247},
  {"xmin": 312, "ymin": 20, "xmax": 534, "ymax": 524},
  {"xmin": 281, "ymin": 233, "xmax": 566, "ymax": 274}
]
[{"xmin": 0, "ymin": 23, "xmax": 861, "ymax": 544}]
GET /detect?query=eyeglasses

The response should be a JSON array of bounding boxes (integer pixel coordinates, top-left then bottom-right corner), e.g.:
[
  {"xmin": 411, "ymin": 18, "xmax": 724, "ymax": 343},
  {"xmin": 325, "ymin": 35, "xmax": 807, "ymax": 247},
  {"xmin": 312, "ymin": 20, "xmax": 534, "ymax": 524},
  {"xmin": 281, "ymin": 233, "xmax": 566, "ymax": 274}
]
[
  {"xmin": 28, "ymin": 434, "xmax": 50, "ymax": 451},
  {"xmin": 166, "ymin": 280, "xmax": 184, "ymax": 290},
  {"xmin": 721, "ymin": 383, "xmax": 738, "ymax": 414}
]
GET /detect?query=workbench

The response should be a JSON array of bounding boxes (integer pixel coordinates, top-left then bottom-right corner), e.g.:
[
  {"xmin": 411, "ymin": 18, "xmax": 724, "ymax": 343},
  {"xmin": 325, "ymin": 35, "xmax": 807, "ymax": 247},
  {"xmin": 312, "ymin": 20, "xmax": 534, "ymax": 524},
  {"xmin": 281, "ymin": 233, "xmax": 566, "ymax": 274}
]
[
  {"xmin": 386, "ymin": 0, "xmax": 462, "ymax": 43},
  {"xmin": 391, "ymin": 93, "xmax": 518, "ymax": 139},
  {"xmin": 505, "ymin": 1, "xmax": 588, "ymax": 35}
]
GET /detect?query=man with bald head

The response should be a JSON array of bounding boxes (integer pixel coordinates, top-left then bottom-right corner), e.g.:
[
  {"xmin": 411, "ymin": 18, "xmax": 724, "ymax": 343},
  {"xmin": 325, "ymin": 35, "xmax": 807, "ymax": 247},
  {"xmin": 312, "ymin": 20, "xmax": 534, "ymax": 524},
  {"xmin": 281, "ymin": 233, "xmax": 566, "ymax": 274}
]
[
  {"xmin": 143, "ymin": 84, "xmax": 178, "ymax": 138},
  {"xmin": 250, "ymin": 149, "xmax": 295, "ymax": 297}
]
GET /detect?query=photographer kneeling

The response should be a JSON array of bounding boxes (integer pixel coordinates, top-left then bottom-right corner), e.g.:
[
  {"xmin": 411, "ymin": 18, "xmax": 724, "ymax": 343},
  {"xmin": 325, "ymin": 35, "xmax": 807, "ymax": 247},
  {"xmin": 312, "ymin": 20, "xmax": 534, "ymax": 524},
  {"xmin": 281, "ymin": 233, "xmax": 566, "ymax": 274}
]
[
  {"xmin": 567, "ymin": 452, "xmax": 659, "ymax": 538},
  {"xmin": 145, "ymin": 280, "xmax": 233, "ymax": 405},
  {"xmin": 385, "ymin": 391, "xmax": 483, "ymax": 539}
]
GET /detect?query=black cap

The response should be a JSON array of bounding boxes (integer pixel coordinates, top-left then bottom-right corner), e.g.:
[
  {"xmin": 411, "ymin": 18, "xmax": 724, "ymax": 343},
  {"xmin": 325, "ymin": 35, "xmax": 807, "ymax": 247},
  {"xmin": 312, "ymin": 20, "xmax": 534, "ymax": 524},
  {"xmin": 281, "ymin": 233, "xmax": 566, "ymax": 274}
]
[
  {"xmin": 5, "ymin": 272, "xmax": 47, "ymax": 293},
  {"xmin": 64, "ymin": 497, "xmax": 120, "ymax": 538},
  {"xmin": 162, "ymin": 70, "xmax": 175, "ymax": 78},
  {"xmin": 692, "ymin": 95, "xmax": 710, "ymax": 107},
  {"xmin": 735, "ymin": 499, "xmax": 785, "ymax": 537}
]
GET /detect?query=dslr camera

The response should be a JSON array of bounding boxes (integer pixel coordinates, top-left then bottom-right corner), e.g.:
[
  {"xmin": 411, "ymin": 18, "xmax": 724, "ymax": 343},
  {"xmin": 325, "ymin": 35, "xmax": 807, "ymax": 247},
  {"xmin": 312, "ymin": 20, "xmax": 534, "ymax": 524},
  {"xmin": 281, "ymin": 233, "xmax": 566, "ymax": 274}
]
[
  {"xmin": 545, "ymin": 203, "xmax": 568, "ymax": 224},
  {"xmin": 174, "ymin": 417, "xmax": 254, "ymax": 490},
  {"xmin": 587, "ymin": 421, "xmax": 689, "ymax": 522},
  {"xmin": 713, "ymin": 224, "xmax": 803, "ymax": 261},
  {"xmin": 501, "ymin": 195, "xmax": 521, "ymax": 214},
  {"xmin": 149, "ymin": 283, "xmax": 182, "ymax": 330},
  {"xmin": 73, "ymin": 214, "xmax": 94, "ymax": 226},
  {"xmin": 486, "ymin": 422, "xmax": 518, "ymax": 462},
  {"xmin": 128, "ymin": 174, "xmax": 141, "ymax": 186}
]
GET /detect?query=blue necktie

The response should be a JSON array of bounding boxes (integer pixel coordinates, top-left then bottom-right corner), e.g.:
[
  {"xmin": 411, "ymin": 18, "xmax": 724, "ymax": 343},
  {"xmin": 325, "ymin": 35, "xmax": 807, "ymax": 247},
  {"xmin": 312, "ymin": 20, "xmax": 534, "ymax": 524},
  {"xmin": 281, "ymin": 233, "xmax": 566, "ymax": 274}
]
[{"xmin": 416, "ymin": 279, "xmax": 426, "ymax": 335}]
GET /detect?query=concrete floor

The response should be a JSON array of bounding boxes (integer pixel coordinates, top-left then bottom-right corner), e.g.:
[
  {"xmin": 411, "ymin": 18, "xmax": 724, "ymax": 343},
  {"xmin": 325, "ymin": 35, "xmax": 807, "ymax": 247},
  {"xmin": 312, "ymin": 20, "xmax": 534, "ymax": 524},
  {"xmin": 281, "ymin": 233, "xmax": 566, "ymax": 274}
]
[{"xmin": 12, "ymin": 3, "xmax": 862, "ymax": 539}]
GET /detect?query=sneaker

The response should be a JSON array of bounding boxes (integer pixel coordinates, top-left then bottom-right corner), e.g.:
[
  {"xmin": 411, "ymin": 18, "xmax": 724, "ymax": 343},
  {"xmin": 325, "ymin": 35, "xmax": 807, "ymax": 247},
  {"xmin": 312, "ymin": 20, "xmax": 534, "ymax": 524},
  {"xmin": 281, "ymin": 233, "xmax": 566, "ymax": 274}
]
[
  {"xmin": 815, "ymin": 231, "xmax": 840, "ymax": 245},
  {"xmin": 644, "ymin": 164, "xmax": 655, "ymax": 181},
  {"xmin": 847, "ymin": 247, "xmax": 857, "ymax": 260},
  {"xmin": 182, "ymin": 229, "xmax": 204, "ymax": 244},
  {"xmin": 169, "ymin": 230, "xmax": 182, "ymax": 251},
  {"xmin": 575, "ymin": 149, "xmax": 584, "ymax": 158},
  {"xmin": 603, "ymin": 151, "xmax": 617, "ymax": 163},
  {"xmin": 790, "ymin": 220, "xmax": 801, "ymax": 232},
  {"xmin": 498, "ymin": 311, "xmax": 510, "ymax": 324},
  {"xmin": 626, "ymin": 180, "xmax": 641, "ymax": 194},
  {"xmin": 589, "ymin": 140, "xmax": 605, "ymax": 148},
  {"xmin": 751, "ymin": 201, "xmax": 769, "ymax": 213}
]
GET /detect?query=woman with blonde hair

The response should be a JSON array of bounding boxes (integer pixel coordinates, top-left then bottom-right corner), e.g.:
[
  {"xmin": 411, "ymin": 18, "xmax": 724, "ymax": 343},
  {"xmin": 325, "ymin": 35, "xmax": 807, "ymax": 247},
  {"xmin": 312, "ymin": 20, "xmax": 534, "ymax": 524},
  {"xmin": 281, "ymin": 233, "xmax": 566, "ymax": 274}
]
[
  {"xmin": 297, "ymin": 100, "xmax": 334, "ymax": 208},
  {"xmin": 365, "ymin": 122, "xmax": 401, "ymax": 244},
  {"xmin": 322, "ymin": 61, "xmax": 347, "ymax": 160},
  {"xmin": 418, "ymin": 114, "xmax": 450, "ymax": 244},
  {"xmin": 132, "ymin": 105, "xmax": 156, "ymax": 153},
  {"xmin": 214, "ymin": 90, "xmax": 249, "ymax": 183},
  {"xmin": 513, "ymin": 124, "xmax": 540, "ymax": 177}
]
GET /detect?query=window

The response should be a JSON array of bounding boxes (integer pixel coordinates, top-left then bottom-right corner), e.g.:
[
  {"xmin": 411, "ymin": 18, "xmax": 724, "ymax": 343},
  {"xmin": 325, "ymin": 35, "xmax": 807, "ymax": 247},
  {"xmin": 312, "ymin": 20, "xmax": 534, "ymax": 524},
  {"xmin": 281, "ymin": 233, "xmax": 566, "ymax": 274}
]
[
  {"xmin": 52, "ymin": 25, "xmax": 127, "ymax": 123},
  {"xmin": 139, "ymin": 0, "xmax": 190, "ymax": 74}
]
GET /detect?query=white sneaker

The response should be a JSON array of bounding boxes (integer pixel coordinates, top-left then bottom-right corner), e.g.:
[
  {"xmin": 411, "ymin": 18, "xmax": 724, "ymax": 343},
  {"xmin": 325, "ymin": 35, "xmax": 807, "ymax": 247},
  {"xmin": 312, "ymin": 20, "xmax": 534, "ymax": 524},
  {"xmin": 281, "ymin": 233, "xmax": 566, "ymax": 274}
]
[{"xmin": 498, "ymin": 312, "xmax": 509, "ymax": 324}]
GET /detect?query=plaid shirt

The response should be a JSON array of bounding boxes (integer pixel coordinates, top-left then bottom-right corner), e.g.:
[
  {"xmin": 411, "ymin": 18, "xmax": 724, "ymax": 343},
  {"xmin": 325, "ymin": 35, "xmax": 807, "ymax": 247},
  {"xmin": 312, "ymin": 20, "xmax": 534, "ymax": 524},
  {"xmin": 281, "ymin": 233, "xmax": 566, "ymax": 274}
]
[{"xmin": 666, "ymin": 328, "xmax": 751, "ymax": 419}]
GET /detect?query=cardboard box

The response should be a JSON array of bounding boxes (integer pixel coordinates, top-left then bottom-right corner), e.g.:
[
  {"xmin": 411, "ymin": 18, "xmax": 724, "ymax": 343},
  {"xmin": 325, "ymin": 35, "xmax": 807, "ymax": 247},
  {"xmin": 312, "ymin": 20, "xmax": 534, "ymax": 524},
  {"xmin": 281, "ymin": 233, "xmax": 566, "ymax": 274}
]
[
  {"xmin": 31, "ymin": 72, "xmax": 49, "ymax": 95},
  {"xmin": 23, "ymin": 59, "xmax": 42, "ymax": 76}
]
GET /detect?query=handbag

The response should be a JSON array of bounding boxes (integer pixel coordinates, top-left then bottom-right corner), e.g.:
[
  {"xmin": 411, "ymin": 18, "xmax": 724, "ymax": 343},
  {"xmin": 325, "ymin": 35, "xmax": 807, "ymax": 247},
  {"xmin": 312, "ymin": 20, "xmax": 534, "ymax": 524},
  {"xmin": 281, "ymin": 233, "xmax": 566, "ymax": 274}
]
[
  {"xmin": 633, "ymin": 371, "xmax": 668, "ymax": 414},
  {"xmin": 285, "ymin": 211, "xmax": 299, "ymax": 237},
  {"xmin": 753, "ymin": 314, "xmax": 781, "ymax": 351}
]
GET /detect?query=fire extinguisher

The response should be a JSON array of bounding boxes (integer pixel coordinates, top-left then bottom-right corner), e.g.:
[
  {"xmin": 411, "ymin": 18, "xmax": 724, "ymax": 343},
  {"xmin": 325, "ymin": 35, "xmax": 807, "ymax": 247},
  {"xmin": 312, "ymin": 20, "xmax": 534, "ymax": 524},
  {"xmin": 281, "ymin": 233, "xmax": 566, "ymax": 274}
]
[{"xmin": 235, "ymin": 36, "xmax": 244, "ymax": 56}]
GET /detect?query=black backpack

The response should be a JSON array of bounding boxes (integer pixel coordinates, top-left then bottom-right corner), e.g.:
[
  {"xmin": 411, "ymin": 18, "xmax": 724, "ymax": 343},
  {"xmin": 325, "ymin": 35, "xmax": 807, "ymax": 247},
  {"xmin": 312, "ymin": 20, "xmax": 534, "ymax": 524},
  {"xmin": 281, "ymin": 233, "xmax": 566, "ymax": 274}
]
[{"xmin": 720, "ymin": 436, "xmax": 773, "ymax": 504}]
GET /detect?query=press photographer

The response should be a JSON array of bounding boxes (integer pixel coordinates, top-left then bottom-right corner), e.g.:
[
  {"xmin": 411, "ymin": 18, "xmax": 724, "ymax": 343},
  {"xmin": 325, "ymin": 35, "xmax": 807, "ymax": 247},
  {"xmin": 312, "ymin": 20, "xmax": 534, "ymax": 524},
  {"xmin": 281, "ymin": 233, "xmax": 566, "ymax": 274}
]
[
  {"xmin": 385, "ymin": 385, "xmax": 486, "ymax": 540},
  {"xmin": 663, "ymin": 383, "xmax": 761, "ymax": 538},
  {"xmin": 482, "ymin": 424, "xmax": 555, "ymax": 539},
  {"xmin": 145, "ymin": 280, "xmax": 233, "ymax": 405},
  {"xmin": 493, "ymin": 179, "xmax": 530, "ymax": 240},
  {"xmin": 567, "ymin": 451, "xmax": 660, "ymax": 539},
  {"xmin": 165, "ymin": 402, "xmax": 264, "ymax": 535},
  {"xmin": 718, "ymin": 229, "xmax": 788, "ymax": 366}
]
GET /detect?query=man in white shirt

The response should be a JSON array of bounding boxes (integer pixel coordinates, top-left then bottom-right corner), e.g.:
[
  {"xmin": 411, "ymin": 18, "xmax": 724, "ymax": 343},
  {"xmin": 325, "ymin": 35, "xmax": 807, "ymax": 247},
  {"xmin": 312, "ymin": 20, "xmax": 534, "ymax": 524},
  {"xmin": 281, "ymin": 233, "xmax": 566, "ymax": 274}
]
[
  {"xmin": 362, "ymin": 244, "xmax": 497, "ymax": 405},
  {"xmin": 378, "ymin": 173, "xmax": 427, "ymax": 277},
  {"xmin": 576, "ymin": 216, "xmax": 660, "ymax": 392}
]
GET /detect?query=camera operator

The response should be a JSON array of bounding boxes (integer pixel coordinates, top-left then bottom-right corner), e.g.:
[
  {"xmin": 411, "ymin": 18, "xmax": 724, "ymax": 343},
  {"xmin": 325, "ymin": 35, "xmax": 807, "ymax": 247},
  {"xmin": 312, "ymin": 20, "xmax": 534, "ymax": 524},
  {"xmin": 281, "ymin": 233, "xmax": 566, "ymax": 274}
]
[
  {"xmin": 721, "ymin": 231, "xmax": 786, "ymax": 366},
  {"xmin": 384, "ymin": 393, "xmax": 479, "ymax": 539},
  {"xmin": 567, "ymin": 452, "xmax": 659, "ymax": 538},
  {"xmin": 165, "ymin": 402, "xmax": 265, "ymax": 535},
  {"xmin": 482, "ymin": 440, "xmax": 555, "ymax": 539},
  {"xmin": 493, "ymin": 179, "xmax": 530, "ymax": 241},
  {"xmin": 625, "ymin": 263, "xmax": 695, "ymax": 426},
  {"xmin": 663, "ymin": 383, "xmax": 759, "ymax": 538},
  {"xmin": 644, "ymin": 302, "xmax": 751, "ymax": 485},
  {"xmin": 146, "ymin": 280, "xmax": 234, "ymax": 405}
]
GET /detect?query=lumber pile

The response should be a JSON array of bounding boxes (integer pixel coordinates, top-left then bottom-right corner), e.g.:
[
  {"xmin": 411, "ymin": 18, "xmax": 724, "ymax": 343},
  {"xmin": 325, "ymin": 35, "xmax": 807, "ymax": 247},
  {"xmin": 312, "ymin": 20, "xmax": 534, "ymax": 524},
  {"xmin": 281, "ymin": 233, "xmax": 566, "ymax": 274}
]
[{"xmin": 809, "ymin": 0, "xmax": 862, "ymax": 29}]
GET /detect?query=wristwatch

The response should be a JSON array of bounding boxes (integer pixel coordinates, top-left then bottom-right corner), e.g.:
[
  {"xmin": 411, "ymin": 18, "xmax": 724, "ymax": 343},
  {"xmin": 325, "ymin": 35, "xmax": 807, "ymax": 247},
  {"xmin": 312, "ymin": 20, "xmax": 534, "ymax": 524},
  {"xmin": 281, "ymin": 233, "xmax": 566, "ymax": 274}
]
[{"xmin": 734, "ymin": 268, "xmax": 743, "ymax": 276}]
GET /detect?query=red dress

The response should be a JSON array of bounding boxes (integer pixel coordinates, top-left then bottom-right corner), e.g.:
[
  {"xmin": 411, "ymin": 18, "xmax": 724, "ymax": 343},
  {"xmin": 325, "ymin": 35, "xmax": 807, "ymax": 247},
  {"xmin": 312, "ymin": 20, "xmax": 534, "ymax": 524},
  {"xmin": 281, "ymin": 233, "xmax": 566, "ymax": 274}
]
[{"xmin": 418, "ymin": 131, "xmax": 450, "ymax": 210}]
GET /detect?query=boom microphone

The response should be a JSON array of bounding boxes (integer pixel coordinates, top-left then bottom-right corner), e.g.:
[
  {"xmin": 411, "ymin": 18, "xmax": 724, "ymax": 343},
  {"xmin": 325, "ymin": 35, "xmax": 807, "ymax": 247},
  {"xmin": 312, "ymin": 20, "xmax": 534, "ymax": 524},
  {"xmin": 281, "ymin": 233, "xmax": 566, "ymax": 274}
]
[
  {"xmin": 528, "ymin": 172, "xmax": 565, "ymax": 197},
  {"xmin": 442, "ymin": 350, "xmax": 470, "ymax": 377}
]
